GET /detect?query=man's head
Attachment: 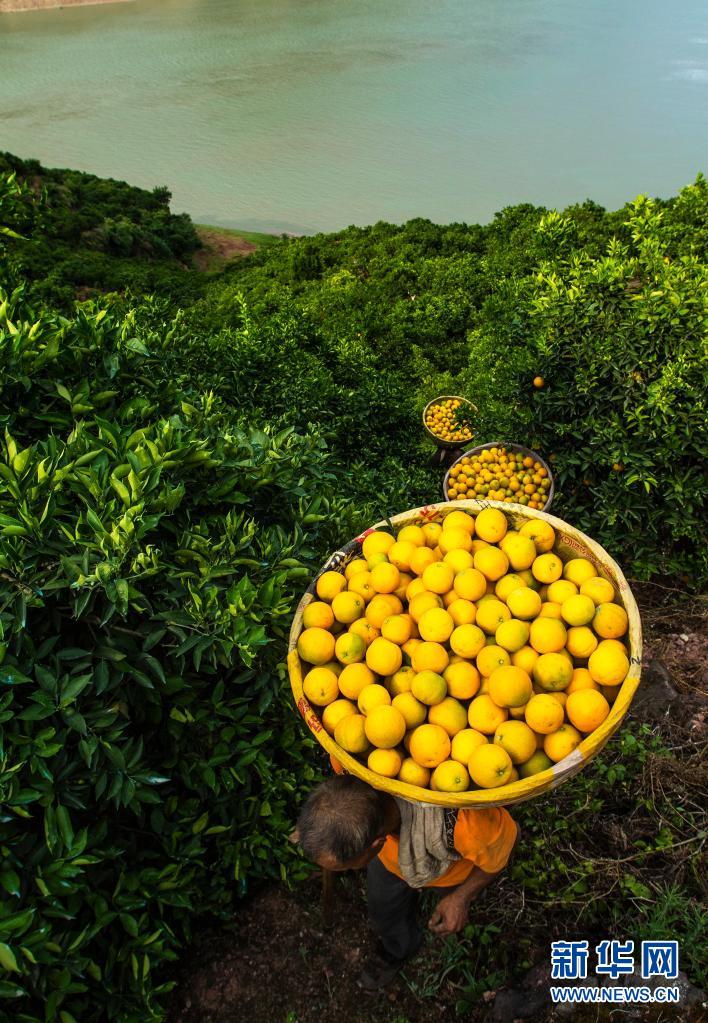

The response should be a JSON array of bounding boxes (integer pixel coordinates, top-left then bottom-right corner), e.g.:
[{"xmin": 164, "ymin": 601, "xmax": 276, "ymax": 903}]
[{"xmin": 293, "ymin": 775, "xmax": 389, "ymax": 871}]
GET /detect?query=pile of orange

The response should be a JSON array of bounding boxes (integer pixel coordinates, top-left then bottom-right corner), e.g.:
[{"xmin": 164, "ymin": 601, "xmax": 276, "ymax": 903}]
[
  {"xmin": 447, "ymin": 447, "xmax": 551, "ymax": 509},
  {"xmin": 296, "ymin": 508, "xmax": 631, "ymax": 793},
  {"xmin": 425, "ymin": 398, "xmax": 473, "ymax": 444}
]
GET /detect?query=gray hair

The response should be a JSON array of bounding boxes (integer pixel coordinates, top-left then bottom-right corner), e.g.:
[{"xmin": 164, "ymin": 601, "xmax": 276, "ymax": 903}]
[{"xmin": 297, "ymin": 776, "xmax": 387, "ymax": 865}]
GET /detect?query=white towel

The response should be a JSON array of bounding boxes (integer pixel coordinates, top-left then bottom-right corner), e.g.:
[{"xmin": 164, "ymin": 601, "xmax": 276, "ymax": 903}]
[{"xmin": 394, "ymin": 797, "xmax": 460, "ymax": 888}]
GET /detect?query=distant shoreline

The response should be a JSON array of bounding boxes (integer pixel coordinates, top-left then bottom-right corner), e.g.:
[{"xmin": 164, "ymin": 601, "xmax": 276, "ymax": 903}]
[{"xmin": 1, "ymin": 0, "xmax": 134, "ymax": 12}]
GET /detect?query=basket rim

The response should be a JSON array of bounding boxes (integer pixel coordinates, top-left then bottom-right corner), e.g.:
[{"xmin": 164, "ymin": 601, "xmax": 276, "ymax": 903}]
[
  {"xmin": 422, "ymin": 395, "xmax": 478, "ymax": 450},
  {"xmin": 288, "ymin": 500, "xmax": 642, "ymax": 808},
  {"xmin": 442, "ymin": 441, "xmax": 555, "ymax": 511}
]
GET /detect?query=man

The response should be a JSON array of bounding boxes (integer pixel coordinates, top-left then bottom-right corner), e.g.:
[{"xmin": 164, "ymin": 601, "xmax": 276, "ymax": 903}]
[{"xmin": 293, "ymin": 774, "xmax": 519, "ymax": 991}]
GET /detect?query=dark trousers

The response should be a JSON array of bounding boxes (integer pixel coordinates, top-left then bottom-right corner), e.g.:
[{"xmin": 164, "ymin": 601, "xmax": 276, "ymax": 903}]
[{"xmin": 366, "ymin": 856, "xmax": 423, "ymax": 961}]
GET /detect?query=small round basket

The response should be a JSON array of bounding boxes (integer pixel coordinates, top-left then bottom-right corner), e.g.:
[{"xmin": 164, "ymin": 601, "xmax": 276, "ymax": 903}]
[
  {"xmin": 288, "ymin": 500, "xmax": 642, "ymax": 809},
  {"xmin": 422, "ymin": 395, "xmax": 478, "ymax": 450},
  {"xmin": 443, "ymin": 442, "xmax": 555, "ymax": 511}
]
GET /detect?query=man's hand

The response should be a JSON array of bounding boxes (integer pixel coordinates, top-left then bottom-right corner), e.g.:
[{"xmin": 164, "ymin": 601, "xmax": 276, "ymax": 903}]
[{"xmin": 427, "ymin": 892, "xmax": 470, "ymax": 936}]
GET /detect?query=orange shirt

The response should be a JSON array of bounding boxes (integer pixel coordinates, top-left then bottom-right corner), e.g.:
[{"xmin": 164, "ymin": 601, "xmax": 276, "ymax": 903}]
[{"xmin": 378, "ymin": 807, "xmax": 517, "ymax": 888}]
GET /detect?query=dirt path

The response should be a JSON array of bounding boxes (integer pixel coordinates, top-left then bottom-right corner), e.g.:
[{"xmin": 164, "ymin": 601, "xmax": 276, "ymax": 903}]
[{"xmin": 192, "ymin": 228, "xmax": 259, "ymax": 272}]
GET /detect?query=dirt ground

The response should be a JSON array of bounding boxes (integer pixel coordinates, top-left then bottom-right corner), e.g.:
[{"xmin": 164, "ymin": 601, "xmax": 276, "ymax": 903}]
[
  {"xmin": 192, "ymin": 228, "xmax": 258, "ymax": 272},
  {"xmin": 169, "ymin": 584, "xmax": 707, "ymax": 1023}
]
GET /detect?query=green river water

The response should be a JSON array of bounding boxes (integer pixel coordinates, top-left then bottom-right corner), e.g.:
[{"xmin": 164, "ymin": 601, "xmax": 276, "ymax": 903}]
[{"xmin": 1, "ymin": 0, "xmax": 706, "ymax": 232}]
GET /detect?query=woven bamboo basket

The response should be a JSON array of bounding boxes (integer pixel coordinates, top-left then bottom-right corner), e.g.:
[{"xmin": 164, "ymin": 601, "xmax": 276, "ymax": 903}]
[
  {"xmin": 288, "ymin": 500, "xmax": 642, "ymax": 808},
  {"xmin": 442, "ymin": 442, "xmax": 555, "ymax": 511},
  {"xmin": 422, "ymin": 395, "xmax": 478, "ymax": 450}
]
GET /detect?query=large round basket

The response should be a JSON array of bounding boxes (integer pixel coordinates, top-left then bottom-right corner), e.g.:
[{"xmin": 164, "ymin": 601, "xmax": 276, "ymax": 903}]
[
  {"xmin": 422, "ymin": 395, "xmax": 478, "ymax": 450},
  {"xmin": 443, "ymin": 442, "xmax": 556, "ymax": 511},
  {"xmin": 287, "ymin": 501, "xmax": 642, "ymax": 808}
]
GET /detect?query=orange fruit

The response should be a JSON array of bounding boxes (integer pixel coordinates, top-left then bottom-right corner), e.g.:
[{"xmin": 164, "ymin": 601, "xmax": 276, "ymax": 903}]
[
  {"xmin": 443, "ymin": 660, "xmax": 481, "ymax": 700},
  {"xmin": 366, "ymin": 637, "xmax": 403, "ymax": 676},
  {"xmin": 418, "ymin": 607, "xmax": 455, "ymax": 643},
  {"xmin": 428, "ymin": 696, "xmax": 468, "ymax": 737},
  {"xmin": 366, "ymin": 594, "xmax": 401, "ymax": 629},
  {"xmin": 506, "ymin": 587, "xmax": 543, "ymax": 620},
  {"xmin": 565, "ymin": 626, "xmax": 599, "ymax": 660},
  {"xmin": 370, "ymin": 561, "xmax": 401, "ymax": 595},
  {"xmin": 495, "ymin": 619, "xmax": 530, "ymax": 653},
  {"xmin": 474, "ymin": 507, "xmax": 508, "ymax": 543},
  {"xmin": 468, "ymin": 744, "xmax": 513, "ymax": 788},
  {"xmin": 488, "ymin": 665, "xmax": 533, "ymax": 707},
  {"xmin": 529, "ymin": 617, "xmax": 567, "ymax": 654},
  {"xmin": 337, "ymin": 662, "xmax": 376, "ymax": 700},
  {"xmin": 448, "ymin": 598, "xmax": 476, "ymax": 627},
  {"xmin": 524, "ymin": 693, "xmax": 565, "ymax": 734},
  {"xmin": 409, "ymin": 724, "xmax": 451, "ymax": 768},
  {"xmin": 593, "ymin": 602, "xmax": 629, "ymax": 639},
  {"xmin": 519, "ymin": 519, "xmax": 555, "ymax": 553},
  {"xmin": 334, "ymin": 631, "xmax": 367, "ymax": 665},
  {"xmin": 588, "ymin": 642, "xmax": 629, "ymax": 686},
  {"xmin": 493, "ymin": 720, "xmax": 537, "ymax": 764},
  {"xmin": 303, "ymin": 667, "xmax": 340, "ymax": 707},
  {"xmin": 297, "ymin": 627, "xmax": 336, "ymax": 665},
  {"xmin": 411, "ymin": 670, "xmax": 447, "ymax": 706},
  {"xmin": 453, "ymin": 568, "xmax": 487, "ymax": 602},
  {"xmin": 477, "ymin": 644, "xmax": 511, "ymax": 678},
  {"xmin": 580, "ymin": 576, "xmax": 616, "ymax": 606},
  {"xmin": 398, "ymin": 757, "xmax": 431, "ymax": 787},
  {"xmin": 467, "ymin": 694, "xmax": 508, "ymax": 734},
  {"xmin": 563, "ymin": 558, "xmax": 598, "ymax": 587},
  {"xmin": 473, "ymin": 546, "xmax": 510, "ymax": 581},
  {"xmin": 561, "ymin": 594, "xmax": 596, "ymax": 627},
  {"xmin": 322, "ymin": 698, "xmax": 358, "ymax": 735},
  {"xmin": 533, "ymin": 652, "xmax": 573, "ymax": 691},
  {"xmin": 316, "ymin": 570, "xmax": 347, "ymax": 602},
  {"xmin": 431, "ymin": 760, "xmax": 470, "ymax": 793},
  {"xmin": 518, "ymin": 750, "xmax": 553, "ymax": 778},
  {"xmin": 566, "ymin": 668, "xmax": 600, "ymax": 694},
  {"xmin": 422, "ymin": 562, "xmax": 455, "ymax": 595},
  {"xmin": 368, "ymin": 747, "xmax": 403, "ymax": 778},
  {"xmin": 511, "ymin": 645, "xmax": 539, "ymax": 675},
  {"xmin": 357, "ymin": 683, "xmax": 391, "ymax": 715},
  {"xmin": 543, "ymin": 724, "xmax": 582, "ymax": 763},
  {"xmin": 364, "ymin": 705, "xmax": 407, "ymax": 748},
  {"xmin": 392, "ymin": 691, "xmax": 427, "ymax": 728},
  {"xmin": 566, "ymin": 690, "xmax": 610, "ymax": 733},
  {"xmin": 476, "ymin": 598, "xmax": 512, "ymax": 634},
  {"xmin": 411, "ymin": 641, "xmax": 449, "ymax": 674},
  {"xmin": 361, "ymin": 531, "xmax": 395, "ymax": 560},
  {"xmin": 334, "ymin": 714, "xmax": 369, "ymax": 753},
  {"xmin": 532, "ymin": 553, "xmax": 563, "ymax": 584},
  {"xmin": 302, "ymin": 601, "xmax": 335, "ymax": 630}
]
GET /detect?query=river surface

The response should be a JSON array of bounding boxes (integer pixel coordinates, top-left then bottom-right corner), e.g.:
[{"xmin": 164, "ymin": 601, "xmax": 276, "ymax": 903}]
[{"xmin": 1, "ymin": 0, "xmax": 706, "ymax": 233}]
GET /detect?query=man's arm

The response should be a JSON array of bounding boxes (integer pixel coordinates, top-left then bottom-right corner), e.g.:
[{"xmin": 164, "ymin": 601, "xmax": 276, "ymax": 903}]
[
  {"xmin": 427, "ymin": 864, "xmax": 501, "ymax": 936},
  {"xmin": 428, "ymin": 820, "xmax": 520, "ymax": 937}
]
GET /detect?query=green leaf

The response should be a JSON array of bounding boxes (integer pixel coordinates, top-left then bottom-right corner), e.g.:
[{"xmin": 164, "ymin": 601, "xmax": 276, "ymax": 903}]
[{"xmin": 0, "ymin": 943, "xmax": 19, "ymax": 973}]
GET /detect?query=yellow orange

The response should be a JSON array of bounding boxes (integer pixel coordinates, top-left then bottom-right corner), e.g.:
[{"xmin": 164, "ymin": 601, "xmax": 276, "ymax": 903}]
[
  {"xmin": 408, "ymin": 591, "xmax": 443, "ymax": 623},
  {"xmin": 561, "ymin": 594, "xmax": 596, "ymax": 627},
  {"xmin": 348, "ymin": 572, "xmax": 376, "ymax": 603},
  {"xmin": 524, "ymin": 693, "xmax": 564, "ymax": 734},
  {"xmin": 473, "ymin": 546, "xmax": 510, "ymax": 582},
  {"xmin": 539, "ymin": 601, "xmax": 563, "ymax": 619},
  {"xmin": 593, "ymin": 602, "xmax": 629, "ymax": 639},
  {"xmin": 543, "ymin": 723, "xmax": 582, "ymax": 763},
  {"xmin": 565, "ymin": 626, "xmax": 599, "ymax": 660},
  {"xmin": 488, "ymin": 665, "xmax": 533, "ymax": 708},
  {"xmin": 411, "ymin": 670, "xmax": 447, "ymax": 706},
  {"xmin": 563, "ymin": 558, "xmax": 598, "ymax": 586},
  {"xmin": 334, "ymin": 714, "xmax": 369, "ymax": 753},
  {"xmin": 410, "ymin": 546, "xmax": 437, "ymax": 576},
  {"xmin": 315, "ymin": 570, "xmax": 348, "ymax": 602},
  {"xmin": 344, "ymin": 559, "xmax": 369, "ymax": 581},
  {"xmin": 499, "ymin": 532, "xmax": 537, "ymax": 570},
  {"xmin": 322, "ymin": 698, "xmax": 357, "ymax": 735},
  {"xmin": 368, "ymin": 747, "xmax": 403, "ymax": 778},
  {"xmin": 443, "ymin": 549, "xmax": 474, "ymax": 574},
  {"xmin": 297, "ymin": 627, "xmax": 336, "ymax": 665},
  {"xmin": 361, "ymin": 531, "xmax": 395, "ymax": 560},
  {"xmin": 349, "ymin": 619, "xmax": 379, "ymax": 647},
  {"xmin": 529, "ymin": 617, "xmax": 567, "ymax": 653},
  {"xmin": 381, "ymin": 614, "xmax": 412, "ymax": 645},
  {"xmin": 450, "ymin": 728, "xmax": 487, "ymax": 764},
  {"xmin": 533, "ymin": 652, "xmax": 573, "ymax": 691},
  {"xmin": 494, "ymin": 573, "xmax": 526, "ymax": 602},
  {"xmin": 409, "ymin": 724, "xmax": 451, "ymax": 768},
  {"xmin": 442, "ymin": 510, "xmax": 475, "ymax": 534},
  {"xmin": 454, "ymin": 568, "xmax": 487, "ymax": 602},
  {"xmin": 303, "ymin": 601, "xmax": 335, "ymax": 630},
  {"xmin": 418, "ymin": 607, "xmax": 455, "ymax": 644},
  {"xmin": 431, "ymin": 760, "xmax": 470, "ymax": 792},
  {"xmin": 397, "ymin": 524, "xmax": 426, "ymax": 548},
  {"xmin": 532, "ymin": 552, "xmax": 563, "ymax": 584},
  {"xmin": 443, "ymin": 661, "xmax": 481, "ymax": 700},
  {"xmin": 474, "ymin": 507, "xmax": 508, "ymax": 543},
  {"xmin": 448, "ymin": 598, "xmax": 476, "ymax": 627},
  {"xmin": 338, "ymin": 662, "xmax": 376, "ymax": 700},
  {"xmin": 428, "ymin": 696, "xmax": 468, "ymax": 737},
  {"xmin": 547, "ymin": 579, "xmax": 578, "ymax": 604},
  {"xmin": 370, "ymin": 561, "xmax": 401, "ymax": 595},
  {"xmin": 303, "ymin": 667, "xmax": 340, "ymax": 707},
  {"xmin": 476, "ymin": 598, "xmax": 512, "ymax": 634},
  {"xmin": 580, "ymin": 576, "xmax": 616, "ymax": 605},
  {"xmin": 519, "ymin": 519, "xmax": 555, "ymax": 553},
  {"xmin": 566, "ymin": 668, "xmax": 600, "ymax": 694},
  {"xmin": 364, "ymin": 705, "xmax": 407, "ymax": 748},
  {"xmin": 468, "ymin": 694, "xmax": 508, "ymax": 734},
  {"xmin": 411, "ymin": 641, "xmax": 449, "ymax": 674},
  {"xmin": 477, "ymin": 644, "xmax": 511, "ymax": 677},
  {"xmin": 398, "ymin": 757, "xmax": 431, "ymax": 787},
  {"xmin": 468, "ymin": 743, "xmax": 513, "ymax": 788},
  {"xmin": 495, "ymin": 619, "xmax": 530, "ymax": 653},
  {"xmin": 566, "ymin": 690, "xmax": 610, "ymax": 733},
  {"xmin": 366, "ymin": 594, "xmax": 401, "ymax": 629},
  {"xmin": 518, "ymin": 749, "xmax": 553, "ymax": 778},
  {"xmin": 450, "ymin": 623, "xmax": 486, "ymax": 659},
  {"xmin": 422, "ymin": 522, "xmax": 443, "ymax": 547},
  {"xmin": 438, "ymin": 526, "xmax": 473, "ymax": 555},
  {"xmin": 493, "ymin": 720, "xmax": 537, "ymax": 764},
  {"xmin": 392, "ymin": 692, "xmax": 427, "ymax": 728},
  {"xmin": 388, "ymin": 665, "xmax": 416, "ymax": 695},
  {"xmin": 511, "ymin": 645, "xmax": 540, "ymax": 675},
  {"xmin": 588, "ymin": 642, "xmax": 629, "ymax": 686},
  {"xmin": 357, "ymin": 683, "xmax": 391, "ymax": 715},
  {"xmin": 334, "ymin": 631, "xmax": 366, "ymax": 665},
  {"xmin": 506, "ymin": 586, "xmax": 543, "ymax": 620},
  {"xmin": 422, "ymin": 561, "xmax": 455, "ymax": 595},
  {"xmin": 388, "ymin": 540, "xmax": 417, "ymax": 573},
  {"xmin": 366, "ymin": 636, "xmax": 403, "ymax": 676}
]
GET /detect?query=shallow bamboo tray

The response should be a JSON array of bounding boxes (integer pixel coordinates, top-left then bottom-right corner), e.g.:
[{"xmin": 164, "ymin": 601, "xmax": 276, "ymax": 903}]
[{"xmin": 442, "ymin": 442, "xmax": 555, "ymax": 511}]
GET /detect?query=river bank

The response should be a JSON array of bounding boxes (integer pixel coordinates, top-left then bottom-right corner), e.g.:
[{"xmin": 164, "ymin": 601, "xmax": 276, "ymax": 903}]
[{"xmin": 1, "ymin": 0, "xmax": 133, "ymax": 12}]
